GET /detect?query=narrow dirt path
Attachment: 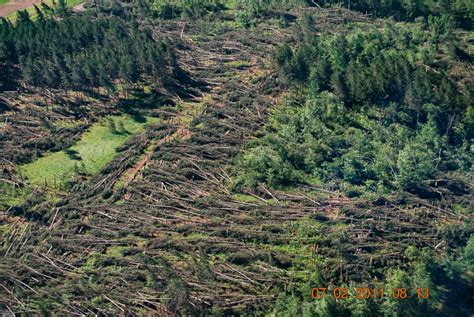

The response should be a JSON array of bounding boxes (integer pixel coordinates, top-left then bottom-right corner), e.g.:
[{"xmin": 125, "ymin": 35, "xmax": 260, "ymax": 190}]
[
  {"xmin": 114, "ymin": 31, "xmax": 266, "ymax": 199},
  {"xmin": 120, "ymin": 126, "xmax": 191, "ymax": 200},
  {"xmin": 2, "ymin": 7, "xmax": 341, "ymax": 304}
]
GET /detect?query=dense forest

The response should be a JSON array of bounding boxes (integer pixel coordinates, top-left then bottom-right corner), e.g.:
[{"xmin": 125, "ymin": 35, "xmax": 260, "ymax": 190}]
[
  {"xmin": 238, "ymin": 15, "xmax": 473, "ymax": 194},
  {"xmin": 318, "ymin": 0, "xmax": 473, "ymax": 28},
  {"xmin": 234, "ymin": 2, "xmax": 473, "ymax": 315},
  {"xmin": 0, "ymin": 1, "xmax": 184, "ymax": 94},
  {"xmin": 0, "ymin": 0, "xmax": 472, "ymax": 316}
]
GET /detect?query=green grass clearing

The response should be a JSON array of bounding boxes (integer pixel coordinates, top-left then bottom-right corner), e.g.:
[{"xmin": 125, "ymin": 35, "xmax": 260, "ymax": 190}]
[
  {"xmin": 0, "ymin": 182, "xmax": 31, "ymax": 209},
  {"xmin": 232, "ymin": 193, "xmax": 278, "ymax": 205},
  {"xmin": 225, "ymin": 60, "xmax": 251, "ymax": 69},
  {"xmin": 0, "ymin": 0, "xmax": 10, "ymax": 6},
  {"xmin": 20, "ymin": 114, "xmax": 159, "ymax": 189}
]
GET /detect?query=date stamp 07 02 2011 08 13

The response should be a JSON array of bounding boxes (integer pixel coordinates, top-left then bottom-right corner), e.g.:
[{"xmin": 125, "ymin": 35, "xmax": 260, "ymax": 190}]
[{"xmin": 311, "ymin": 287, "xmax": 430, "ymax": 300}]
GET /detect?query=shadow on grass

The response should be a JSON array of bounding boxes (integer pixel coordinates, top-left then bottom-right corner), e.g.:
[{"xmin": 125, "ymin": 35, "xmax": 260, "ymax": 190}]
[
  {"xmin": 111, "ymin": 129, "xmax": 132, "ymax": 136},
  {"xmin": 117, "ymin": 90, "xmax": 175, "ymax": 112},
  {"xmin": 130, "ymin": 113, "xmax": 147, "ymax": 123},
  {"xmin": 64, "ymin": 149, "xmax": 82, "ymax": 160},
  {"xmin": 107, "ymin": 118, "xmax": 134, "ymax": 135}
]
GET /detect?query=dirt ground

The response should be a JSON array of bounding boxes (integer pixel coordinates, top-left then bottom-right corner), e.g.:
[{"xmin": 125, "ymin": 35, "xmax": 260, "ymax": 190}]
[{"xmin": 0, "ymin": 0, "xmax": 42, "ymax": 17}]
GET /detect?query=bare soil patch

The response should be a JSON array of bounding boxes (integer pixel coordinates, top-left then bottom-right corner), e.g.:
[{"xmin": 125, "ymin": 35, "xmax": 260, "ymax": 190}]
[{"xmin": 0, "ymin": 0, "xmax": 42, "ymax": 17}]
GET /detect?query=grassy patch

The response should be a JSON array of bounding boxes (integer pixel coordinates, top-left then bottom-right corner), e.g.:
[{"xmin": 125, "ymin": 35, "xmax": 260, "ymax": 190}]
[
  {"xmin": 20, "ymin": 114, "xmax": 158, "ymax": 189},
  {"xmin": 0, "ymin": 182, "xmax": 31, "ymax": 209},
  {"xmin": 53, "ymin": 118, "xmax": 84, "ymax": 130},
  {"xmin": 106, "ymin": 245, "xmax": 128, "ymax": 258},
  {"xmin": 0, "ymin": 0, "xmax": 9, "ymax": 6},
  {"xmin": 232, "ymin": 193, "xmax": 278, "ymax": 205},
  {"xmin": 232, "ymin": 193, "xmax": 261, "ymax": 203},
  {"xmin": 0, "ymin": 224, "xmax": 11, "ymax": 245},
  {"xmin": 225, "ymin": 60, "xmax": 251, "ymax": 69},
  {"xmin": 82, "ymin": 252, "xmax": 102, "ymax": 271}
]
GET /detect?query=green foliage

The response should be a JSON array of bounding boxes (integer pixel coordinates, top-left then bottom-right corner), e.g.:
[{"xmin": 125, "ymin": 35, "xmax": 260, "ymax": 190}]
[
  {"xmin": 273, "ymin": 296, "xmax": 345, "ymax": 317},
  {"xmin": 396, "ymin": 121, "xmax": 440, "ymax": 189},
  {"xmin": 316, "ymin": 0, "xmax": 473, "ymax": 29},
  {"xmin": 381, "ymin": 265, "xmax": 436, "ymax": 316},
  {"xmin": 162, "ymin": 278, "xmax": 190, "ymax": 314},
  {"xmin": 460, "ymin": 236, "xmax": 474, "ymax": 273},
  {"xmin": 272, "ymin": 243, "xmax": 473, "ymax": 316},
  {"xmin": 235, "ymin": 145, "xmax": 302, "ymax": 188},
  {"xmin": 273, "ymin": 43, "xmax": 309, "ymax": 84},
  {"xmin": 0, "ymin": 5, "xmax": 182, "ymax": 92},
  {"xmin": 233, "ymin": 0, "xmax": 308, "ymax": 28},
  {"xmin": 107, "ymin": 118, "xmax": 118, "ymax": 134},
  {"xmin": 236, "ymin": 23, "xmax": 473, "ymax": 196},
  {"xmin": 0, "ymin": 181, "xmax": 31, "ymax": 209},
  {"xmin": 152, "ymin": 0, "xmax": 225, "ymax": 19}
]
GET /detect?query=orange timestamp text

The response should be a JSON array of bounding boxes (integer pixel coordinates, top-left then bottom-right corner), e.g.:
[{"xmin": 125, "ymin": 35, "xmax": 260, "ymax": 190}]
[{"xmin": 311, "ymin": 287, "xmax": 430, "ymax": 300}]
